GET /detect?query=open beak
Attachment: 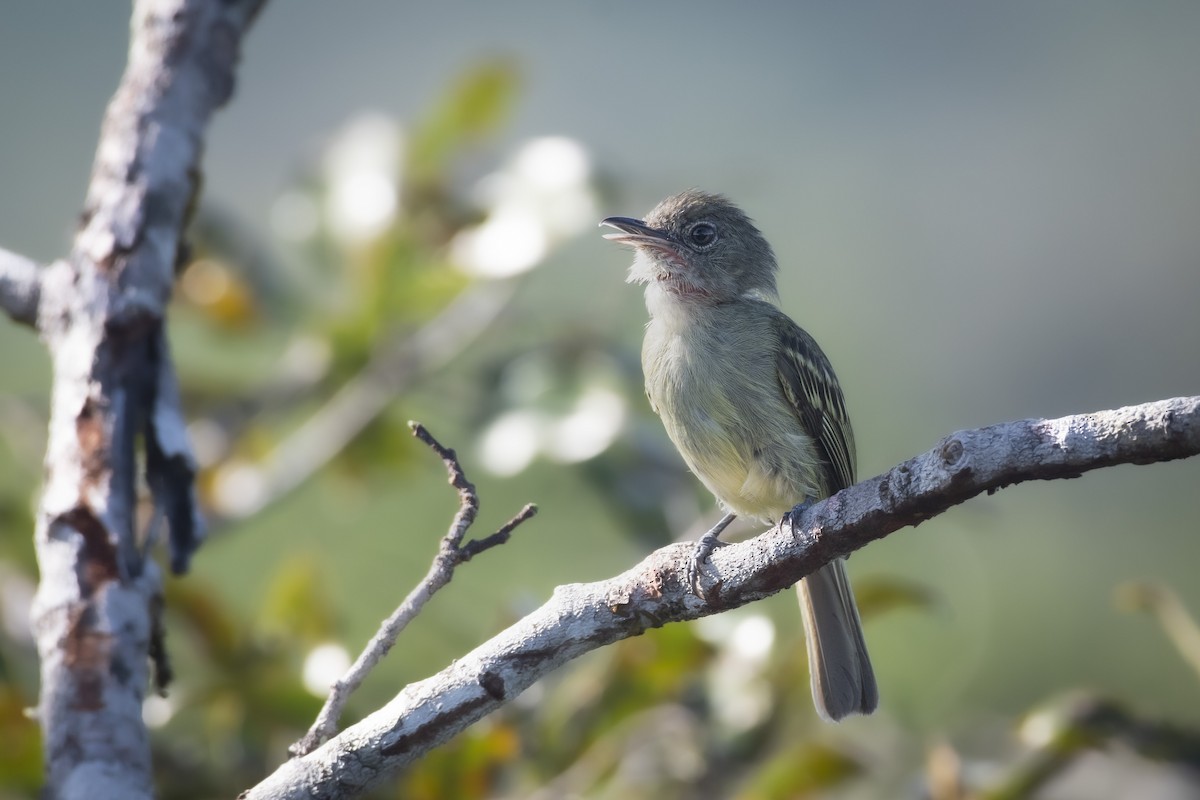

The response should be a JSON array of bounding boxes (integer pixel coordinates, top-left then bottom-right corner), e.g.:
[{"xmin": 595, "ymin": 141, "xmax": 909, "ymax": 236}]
[{"xmin": 600, "ymin": 216, "xmax": 677, "ymax": 253}]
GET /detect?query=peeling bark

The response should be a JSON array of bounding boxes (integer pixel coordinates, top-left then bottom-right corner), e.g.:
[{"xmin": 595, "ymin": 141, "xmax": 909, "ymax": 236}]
[{"xmin": 24, "ymin": 1, "xmax": 268, "ymax": 797}]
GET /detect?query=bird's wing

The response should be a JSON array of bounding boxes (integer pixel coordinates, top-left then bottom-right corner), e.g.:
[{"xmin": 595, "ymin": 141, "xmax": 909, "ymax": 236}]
[{"xmin": 774, "ymin": 314, "xmax": 857, "ymax": 493}]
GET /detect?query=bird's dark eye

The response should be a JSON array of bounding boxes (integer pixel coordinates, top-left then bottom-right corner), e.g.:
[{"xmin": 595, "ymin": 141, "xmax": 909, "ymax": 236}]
[{"xmin": 687, "ymin": 222, "xmax": 718, "ymax": 248}]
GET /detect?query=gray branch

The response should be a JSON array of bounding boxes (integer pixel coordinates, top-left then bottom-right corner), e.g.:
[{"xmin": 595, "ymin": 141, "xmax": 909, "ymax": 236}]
[
  {"xmin": 244, "ymin": 395, "xmax": 1200, "ymax": 800},
  {"xmin": 0, "ymin": 246, "xmax": 42, "ymax": 326},
  {"xmin": 27, "ymin": 1, "xmax": 267, "ymax": 798}
]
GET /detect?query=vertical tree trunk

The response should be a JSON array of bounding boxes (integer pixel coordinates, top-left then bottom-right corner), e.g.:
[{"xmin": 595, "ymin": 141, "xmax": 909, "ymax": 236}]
[{"xmin": 23, "ymin": 2, "xmax": 267, "ymax": 796}]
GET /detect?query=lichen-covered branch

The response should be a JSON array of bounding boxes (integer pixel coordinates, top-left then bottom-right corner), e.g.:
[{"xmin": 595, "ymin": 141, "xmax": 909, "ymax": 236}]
[
  {"xmin": 25, "ymin": 1, "xmax": 267, "ymax": 797},
  {"xmin": 244, "ymin": 395, "xmax": 1200, "ymax": 800}
]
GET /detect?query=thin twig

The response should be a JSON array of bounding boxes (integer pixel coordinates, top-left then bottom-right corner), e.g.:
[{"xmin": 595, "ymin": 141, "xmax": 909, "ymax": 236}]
[
  {"xmin": 462, "ymin": 503, "xmax": 537, "ymax": 560},
  {"xmin": 289, "ymin": 422, "xmax": 537, "ymax": 757},
  {"xmin": 410, "ymin": 420, "xmax": 479, "ymax": 549},
  {"xmin": 247, "ymin": 395, "xmax": 1200, "ymax": 799}
]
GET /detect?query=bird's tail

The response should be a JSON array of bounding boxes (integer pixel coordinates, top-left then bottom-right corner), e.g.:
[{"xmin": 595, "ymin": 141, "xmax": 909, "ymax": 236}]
[{"xmin": 797, "ymin": 558, "xmax": 878, "ymax": 721}]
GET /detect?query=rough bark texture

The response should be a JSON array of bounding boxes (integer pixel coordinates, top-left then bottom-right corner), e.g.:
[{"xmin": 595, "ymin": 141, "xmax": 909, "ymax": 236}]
[
  {"xmin": 243, "ymin": 396, "xmax": 1200, "ymax": 800},
  {"xmin": 22, "ymin": 1, "xmax": 266, "ymax": 797}
]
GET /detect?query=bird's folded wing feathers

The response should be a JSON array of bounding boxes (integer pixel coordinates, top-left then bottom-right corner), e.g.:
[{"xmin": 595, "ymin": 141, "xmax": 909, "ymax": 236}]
[{"xmin": 773, "ymin": 316, "xmax": 858, "ymax": 494}]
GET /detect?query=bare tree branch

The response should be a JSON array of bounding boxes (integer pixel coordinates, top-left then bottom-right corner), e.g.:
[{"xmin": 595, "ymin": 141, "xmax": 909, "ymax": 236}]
[
  {"xmin": 289, "ymin": 422, "xmax": 537, "ymax": 757},
  {"xmin": 24, "ymin": 1, "xmax": 267, "ymax": 797},
  {"xmin": 244, "ymin": 395, "xmax": 1200, "ymax": 800},
  {"xmin": 0, "ymin": 246, "xmax": 42, "ymax": 326}
]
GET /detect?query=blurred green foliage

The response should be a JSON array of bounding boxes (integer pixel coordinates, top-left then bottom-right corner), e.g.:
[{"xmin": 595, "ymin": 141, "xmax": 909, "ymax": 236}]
[
  {"xmin": 409, "ymin": 59, "xmax": 520, "ymax": 180},
  {"xmin": 1, "ymin": 56, "xmax": 1199, "ymax": 800}
]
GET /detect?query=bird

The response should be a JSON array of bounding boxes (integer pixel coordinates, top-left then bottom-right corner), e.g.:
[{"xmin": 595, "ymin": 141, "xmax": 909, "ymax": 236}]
[{"xmin": 600, "ymin": 189, "xmax": 877, "ymax": 721}]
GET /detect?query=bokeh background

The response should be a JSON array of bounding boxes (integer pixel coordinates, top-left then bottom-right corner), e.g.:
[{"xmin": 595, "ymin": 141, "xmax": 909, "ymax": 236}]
[{"xmin": 1, "ymin": 3, "xmax": 1199, "ymax": 798}]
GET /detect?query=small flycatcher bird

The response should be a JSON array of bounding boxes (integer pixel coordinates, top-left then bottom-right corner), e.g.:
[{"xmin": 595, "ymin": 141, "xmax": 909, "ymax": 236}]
[{"xmin": 601, "ymin": 190, "xmax": 877, "ymax": 721}]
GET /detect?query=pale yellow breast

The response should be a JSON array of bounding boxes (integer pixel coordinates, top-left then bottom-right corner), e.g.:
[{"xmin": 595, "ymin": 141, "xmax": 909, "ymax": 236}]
[{"xmin": 642, "ymin": 304, "xmax": 824, "ymax": 523}]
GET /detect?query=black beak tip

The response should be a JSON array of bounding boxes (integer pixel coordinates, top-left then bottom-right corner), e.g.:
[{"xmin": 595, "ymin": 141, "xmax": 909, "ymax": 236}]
[{"xmin": 599, "ymin": 216, "xmax": 658, "ymax": 237}]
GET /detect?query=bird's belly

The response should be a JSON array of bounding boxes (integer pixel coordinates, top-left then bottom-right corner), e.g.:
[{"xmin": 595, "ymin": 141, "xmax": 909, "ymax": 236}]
[
  {"xmin": 678, "ymin": 426, "xmax": 820, "ymax": 521},
  {"xmin": 653, "ymin": 374, "xmax": 822, "ymax": 522}
]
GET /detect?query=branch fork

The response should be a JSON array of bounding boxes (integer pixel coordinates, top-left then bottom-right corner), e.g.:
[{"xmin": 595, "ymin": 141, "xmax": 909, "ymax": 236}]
[{"xmin": 289, "ymin": 422, "xmax": 537, "ymax": 758}]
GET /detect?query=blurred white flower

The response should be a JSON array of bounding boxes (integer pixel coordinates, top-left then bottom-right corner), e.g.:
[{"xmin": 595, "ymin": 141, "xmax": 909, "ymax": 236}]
[
  {"xmin": 508, "ymin": 136, "xmax": 597, "ymax": 237},
  {"xmin": 323, "ymin": 113, "xmax": 403, "ymax": 243},
  {"xmin": 1019, "ymin": 708, "xmax": 1059, "ymax": 748},
  {"xmin": 0, "ymin": 564, "xmax": 34, "ymax": 644},
  {"xmin": 695, "ymin": 612, "xmax": 776, "ymax": 658},
  {"xmin": 450, "ymin": 206, "xmax": 548, "ymax": 278},
  {"xmin": 142, "ymin": 694, "xmax": 177, "ymax": 729},
  {"xmin": 279, "ymin": 334, "xmax": 333, "ymax": 385},
  {"xmin": 211, "ymin": 459, "xmax": 268, "ymax": 518},
  {"xmin": 513, "ymin": 136, "xmax": 591, "ymax": 193},
  {"xmin": 479, "ymin": 350, "xmax": 630, "ymax": 476},
  {"xmin": 187, "ymin": 418, "xmax": 228, "ymax": 469},
  {"xmin": 452, "ymin": 135, "xmax": 597, "ymax": 278},
  {"xmin": 179, "ymin": 258, "xmax": 234, "ymax": 308},
  {"xmin": 478, "ymin": 409, "xmax": 545, "ymax": 476},
  {"xmin": 302, "ymin": 642, "xmax": 352, "ymax": 698},
  {"xmin": 698, "ymin": 613, "xmax": 776, "ymax": 733},
  {"xmin": 544, "ymin": 386, "xmax": 627, "ymax": 464}
]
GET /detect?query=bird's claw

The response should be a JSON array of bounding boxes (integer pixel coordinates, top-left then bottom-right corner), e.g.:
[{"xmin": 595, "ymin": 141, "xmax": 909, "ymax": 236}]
[
  {"xmin": 782, "ymin": 497, "xmax": 816, "ymax": 535},
  {"xmin": 686, "ymin": 533, "xmax": 730, "ymax": 597}
]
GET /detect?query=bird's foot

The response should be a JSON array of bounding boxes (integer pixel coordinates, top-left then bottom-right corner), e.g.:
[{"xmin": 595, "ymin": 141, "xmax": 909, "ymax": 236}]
[
  {"xmin": 686, "ymin": 513, "xmax": 736, "ymax": 598},
  {"xmin": 782, "ymin": 497, "xmax": 816, "ymax": 536}
]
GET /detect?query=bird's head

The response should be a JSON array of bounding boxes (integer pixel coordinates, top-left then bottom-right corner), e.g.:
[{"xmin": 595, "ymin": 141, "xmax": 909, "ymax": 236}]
[{"xmin": 601, "ymin": 189, "xmax": 778, "ymax": 303}]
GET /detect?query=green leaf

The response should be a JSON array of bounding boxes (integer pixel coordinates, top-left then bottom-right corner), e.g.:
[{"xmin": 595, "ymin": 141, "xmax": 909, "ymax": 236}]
[
  {"xmin": 0, "ymin": 685, "xmax": 42, "ymax": 793},
  {"xmin": 739, "ymin": 740, "xmax": 863, "ymax": 799},
  {"xmin": 400, "ymin": 721, "xmax": 521, "ymax": 800},
  {"xmin": 164, "ymin": 579, "xmax": 243, "ymax": 667},
  {"xmin": 409, "ymin": 58, "xmax": 521, "ymax": 176},
  {"xmin": 259, "ymin": 553, "xmax": 338, "ymax": 643},
  {"xmin": 531, "ymin": 625, "xmax": 714, "ymax": 773},
  {"xmin": 851, "ymin": 575, "xmax": 938, "ymax": 619}
]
